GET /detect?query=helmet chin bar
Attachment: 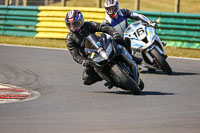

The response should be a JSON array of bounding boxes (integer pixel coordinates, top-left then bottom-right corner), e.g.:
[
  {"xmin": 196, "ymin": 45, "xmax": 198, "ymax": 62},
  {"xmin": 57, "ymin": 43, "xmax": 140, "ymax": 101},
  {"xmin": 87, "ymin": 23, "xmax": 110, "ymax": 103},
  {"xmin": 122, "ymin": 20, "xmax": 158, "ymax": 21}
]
[
  {"xmin": 71, "ymin": 27, "xmax": 81, "ymax": 32},
  {"xmin": 110, "ymin": 14, "xmax": 115, "ymax": 18},
  {"xmin": 109, "ymin": 13, "xmax": 118, "ymax": 19}
]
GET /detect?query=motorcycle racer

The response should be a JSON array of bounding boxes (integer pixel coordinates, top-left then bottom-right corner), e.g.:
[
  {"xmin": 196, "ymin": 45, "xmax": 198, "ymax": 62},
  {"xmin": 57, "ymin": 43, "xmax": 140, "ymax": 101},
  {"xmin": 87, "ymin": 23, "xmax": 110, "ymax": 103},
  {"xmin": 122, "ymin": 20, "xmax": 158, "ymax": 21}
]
[
  {"xmin": 65, "ymin": 10, "xmax": 130, "ymax": 85},
  {"xmin": 103, "ymin": 0, "xmax": 166, "ymax": 64}
]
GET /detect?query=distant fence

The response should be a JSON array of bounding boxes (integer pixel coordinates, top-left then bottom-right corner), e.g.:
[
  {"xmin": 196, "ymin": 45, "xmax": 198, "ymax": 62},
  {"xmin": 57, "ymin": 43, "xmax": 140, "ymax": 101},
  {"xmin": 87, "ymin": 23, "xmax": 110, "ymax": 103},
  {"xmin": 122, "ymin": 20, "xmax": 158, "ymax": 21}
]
[
  {"xmin": 36, "ymin": 6, "xmax": 104, "ymax": 39},
  {"xmin": 0, "ymin": 6, "xmax": 38, "ymax": 37},
  {"xmin": 0, "ymin": 6, "xmax": 200, "ymax": 48},
  {"xmin": 1, "ymin": 0, "xmax": 67, "ymax": 6},
  {"xmin": 1, "ymin": 0, "xmax": 182, "ymax": 13},
  {"xmin": 0, "ymin": 6, "xmax": 104, "ymax": 38}
]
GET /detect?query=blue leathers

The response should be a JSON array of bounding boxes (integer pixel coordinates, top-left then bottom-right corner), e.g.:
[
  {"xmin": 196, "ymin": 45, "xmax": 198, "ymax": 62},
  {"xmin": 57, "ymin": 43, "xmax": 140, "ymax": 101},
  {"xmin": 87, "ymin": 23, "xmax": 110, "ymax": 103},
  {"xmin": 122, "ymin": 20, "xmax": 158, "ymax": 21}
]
[
  {"xmin": 103, "ymin": 8, "xmax": 153, "ymax": 64},
  {"xmin": 103, "ymin": 8, "xmax": 150, "ymax": 35}
]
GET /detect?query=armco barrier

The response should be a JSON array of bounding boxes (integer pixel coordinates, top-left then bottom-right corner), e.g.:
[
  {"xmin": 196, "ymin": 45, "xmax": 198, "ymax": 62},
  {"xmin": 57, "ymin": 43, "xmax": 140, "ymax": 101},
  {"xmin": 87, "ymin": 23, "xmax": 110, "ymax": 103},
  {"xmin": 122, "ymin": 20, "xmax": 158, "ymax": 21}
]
[
  {"xmin": 36, "ymin": 6, "xmax": 105, "ymax": 39},
  {"xmin": 0, "ymin": 6, "xmax": 200, "ymax": 48},
  {"xmin": 0, "ymin": 6, "xmax": 105, "ymax": 39},
  {"xmin": 0, "ymin": 6, "xmax": 38, "ymax": 37}
]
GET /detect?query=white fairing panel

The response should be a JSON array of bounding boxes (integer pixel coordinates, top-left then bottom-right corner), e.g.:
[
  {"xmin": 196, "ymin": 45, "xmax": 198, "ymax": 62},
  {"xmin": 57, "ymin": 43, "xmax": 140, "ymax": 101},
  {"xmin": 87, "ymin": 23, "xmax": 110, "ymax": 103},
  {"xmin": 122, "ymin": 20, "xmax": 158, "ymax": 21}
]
[{"xmin": 124, "ymin": 21, "xmax": 158, "ymax": 49}]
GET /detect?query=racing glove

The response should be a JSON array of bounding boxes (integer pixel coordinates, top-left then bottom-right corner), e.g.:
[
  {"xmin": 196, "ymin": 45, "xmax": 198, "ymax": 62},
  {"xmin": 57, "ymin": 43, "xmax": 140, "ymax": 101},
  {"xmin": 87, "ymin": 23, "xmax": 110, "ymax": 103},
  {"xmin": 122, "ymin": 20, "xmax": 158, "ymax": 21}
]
[
  {"xmin": 113, "ymin": 32, "xmax": 131, "ymax": 52},
  {"xmin": 148, "ymin": 20, "xmax": 156, "ymax": 28},
  {"xmin": 113, "ymin": 32, "xmax": 127, "ymax": 47},
  {"xmin": 82, "ymin": 60, "xmax": 91, "ymax": 67},
  {"xmin": 112, "ymin": 32, "xmax": 122, "ymax": 40}
]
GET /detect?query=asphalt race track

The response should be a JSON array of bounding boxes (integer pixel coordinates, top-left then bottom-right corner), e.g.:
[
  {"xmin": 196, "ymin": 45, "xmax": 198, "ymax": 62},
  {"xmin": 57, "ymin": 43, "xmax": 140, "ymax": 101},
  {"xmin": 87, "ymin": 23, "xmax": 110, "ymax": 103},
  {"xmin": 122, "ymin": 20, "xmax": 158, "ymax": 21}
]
[{"xmin": 0, "ymin": 45, "xmax": 200, "ymax": 133}]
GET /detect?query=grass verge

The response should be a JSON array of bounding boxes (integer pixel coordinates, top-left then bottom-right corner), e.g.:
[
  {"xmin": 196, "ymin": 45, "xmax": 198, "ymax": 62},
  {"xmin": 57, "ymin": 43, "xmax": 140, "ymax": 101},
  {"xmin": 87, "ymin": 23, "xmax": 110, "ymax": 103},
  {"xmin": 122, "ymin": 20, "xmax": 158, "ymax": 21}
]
[
  {"xmin": 0, "ymin": 35, "xmax": 66, "ymax": 48},
  {"xmin": 50, "ymin": 0, "xmax": 200, "ymax": 14},
  {"xmin": 0, "ymin": 35, "xmax": 200, "ymax": 59}
]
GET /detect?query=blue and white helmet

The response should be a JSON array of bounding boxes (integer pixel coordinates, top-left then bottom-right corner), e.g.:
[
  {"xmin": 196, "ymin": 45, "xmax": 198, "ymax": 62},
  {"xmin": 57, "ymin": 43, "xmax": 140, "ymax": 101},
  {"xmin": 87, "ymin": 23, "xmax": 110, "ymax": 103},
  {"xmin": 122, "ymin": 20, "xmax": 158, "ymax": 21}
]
[
  {"xmin": 104, "ymin": 0, "xmax": 119, "ymax": 18},
  {"xmin": 65, "ymin": 10, "xmax": 84, "ymax": 32}
]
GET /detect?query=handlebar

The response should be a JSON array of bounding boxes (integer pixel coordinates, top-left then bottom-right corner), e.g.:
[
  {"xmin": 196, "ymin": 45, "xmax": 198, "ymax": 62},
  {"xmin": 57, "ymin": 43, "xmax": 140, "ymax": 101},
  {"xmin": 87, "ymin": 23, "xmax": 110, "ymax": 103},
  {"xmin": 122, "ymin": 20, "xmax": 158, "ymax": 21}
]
[{"xmin": 143, "ymin": 21, "xmax": 157, "ymax": 28}]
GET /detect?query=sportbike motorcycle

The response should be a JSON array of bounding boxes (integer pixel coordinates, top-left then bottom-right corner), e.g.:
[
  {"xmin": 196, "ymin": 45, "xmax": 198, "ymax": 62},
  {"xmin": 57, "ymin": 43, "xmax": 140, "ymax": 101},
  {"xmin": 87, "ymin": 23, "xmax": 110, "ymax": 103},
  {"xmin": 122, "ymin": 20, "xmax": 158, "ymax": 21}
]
[
  {"xmin": 85, "ymin": 33, "xmax": 144, "ymax": 95},
  {"xmin": 124, "ymin": 20, "xmax": 172, "ymax": 75}
]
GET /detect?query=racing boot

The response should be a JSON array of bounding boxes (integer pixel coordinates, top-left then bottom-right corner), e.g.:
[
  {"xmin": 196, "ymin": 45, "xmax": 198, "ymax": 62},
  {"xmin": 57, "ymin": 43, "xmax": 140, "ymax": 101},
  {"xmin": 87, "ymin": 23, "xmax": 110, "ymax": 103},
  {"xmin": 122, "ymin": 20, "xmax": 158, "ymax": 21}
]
[
  {"xmin": 162, "ymin": 41, "xmax": 167, "ymax": 46},
  {"xmin": 104, "ymin": 82, "xmax": 113, "ymax": 89},
  {"xmin": 132, "ymin": 56, "xmax": 143, "ymax": 65},
  {"xmin": 160, "ymin": 41, "xmax": 168, "ymax": 59},
  {"xmin": 82, "ymin": 67, "xmax": 103, "ymax": 85},
  {"xmin": 83, "ymin": 75, "xmax": 103, "ymax": 85}
]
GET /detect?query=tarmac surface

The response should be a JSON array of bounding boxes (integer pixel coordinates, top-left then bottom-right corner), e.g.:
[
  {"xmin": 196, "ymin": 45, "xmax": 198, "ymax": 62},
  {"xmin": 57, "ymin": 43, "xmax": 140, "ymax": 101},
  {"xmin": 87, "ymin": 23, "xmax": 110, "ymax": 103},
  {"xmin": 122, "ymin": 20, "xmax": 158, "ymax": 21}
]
[{"xmin": 0, "ymin": 45, "xmax": 200, "ymax": 133}]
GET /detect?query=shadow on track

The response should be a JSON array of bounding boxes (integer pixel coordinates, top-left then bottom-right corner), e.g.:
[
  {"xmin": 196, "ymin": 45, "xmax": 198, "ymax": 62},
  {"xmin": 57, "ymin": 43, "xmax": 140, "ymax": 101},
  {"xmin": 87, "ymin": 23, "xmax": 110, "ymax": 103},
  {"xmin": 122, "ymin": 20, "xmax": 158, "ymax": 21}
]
[
  {"xmin": 141, "ymin": 91, "xmax": 174, "ymax": 96},
  {"xmin": 171, "ymin": 71, "xmax": 200, "ymax": 76},
  {"xmin": 92, "ymin": 90, "xmax": 174, "ymax": 96},
  {"xmin": 141, "ymin": 70, "xmax": 199, "ymax": 76}
]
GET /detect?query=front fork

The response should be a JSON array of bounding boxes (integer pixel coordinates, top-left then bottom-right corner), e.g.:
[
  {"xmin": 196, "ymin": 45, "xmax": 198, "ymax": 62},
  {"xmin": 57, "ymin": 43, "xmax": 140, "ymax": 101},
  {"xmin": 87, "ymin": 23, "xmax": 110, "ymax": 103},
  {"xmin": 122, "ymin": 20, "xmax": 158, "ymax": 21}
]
[{"xmin": 144, "ymin": 41, "xmax": 165, "ymax": 64}]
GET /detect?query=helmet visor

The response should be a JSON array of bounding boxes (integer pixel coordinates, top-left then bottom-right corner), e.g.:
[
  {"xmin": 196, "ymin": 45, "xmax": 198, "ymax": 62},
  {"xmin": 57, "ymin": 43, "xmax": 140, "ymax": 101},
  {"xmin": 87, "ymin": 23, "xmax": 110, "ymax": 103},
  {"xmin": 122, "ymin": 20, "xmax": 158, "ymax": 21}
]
[
  {"xmin": 66, "ymin": 20, "xmax": 83, "ymax": 31},
  {"xmin": 106, "ymin": 6, "xmax": 117, "ymax": 15}
]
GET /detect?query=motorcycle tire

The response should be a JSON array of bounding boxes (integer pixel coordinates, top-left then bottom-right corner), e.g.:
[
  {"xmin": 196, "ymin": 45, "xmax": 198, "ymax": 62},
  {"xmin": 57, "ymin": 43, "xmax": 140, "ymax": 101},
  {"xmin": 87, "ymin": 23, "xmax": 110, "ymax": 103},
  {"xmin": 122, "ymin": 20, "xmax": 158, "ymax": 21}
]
[
  {"xmin": 111, "ymin": 64, "xmax": 141, "ymax": 95},
  {"xmin": 150, "ymin": 48, "xmax": 172, "ymax": 75}
]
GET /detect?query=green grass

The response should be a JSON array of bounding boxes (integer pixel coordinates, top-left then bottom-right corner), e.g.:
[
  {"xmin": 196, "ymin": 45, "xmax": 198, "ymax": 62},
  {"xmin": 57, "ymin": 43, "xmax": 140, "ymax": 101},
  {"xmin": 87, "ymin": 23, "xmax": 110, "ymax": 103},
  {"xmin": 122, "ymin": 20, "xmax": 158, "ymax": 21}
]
[
  {"xmin": 0, "ymin": 35, "xmax": 200, "ymax": 59},
  {"xmin": 0, "ymin": 35, "xmax": 66, "ymax": 48},
  {"xmin": 165, "ymin": 46, "xmax": 200, "ymax": 58},
  {"xmin": 51, "ymin": 0, "xmax": 200, "ymax": 14}
]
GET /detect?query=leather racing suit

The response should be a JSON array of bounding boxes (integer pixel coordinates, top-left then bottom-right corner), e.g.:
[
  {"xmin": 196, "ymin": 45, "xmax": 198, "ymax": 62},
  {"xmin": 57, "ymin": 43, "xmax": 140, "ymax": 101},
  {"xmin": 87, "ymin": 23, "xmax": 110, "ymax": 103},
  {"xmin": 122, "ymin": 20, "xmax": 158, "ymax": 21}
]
[
  {"xmin": 103, "ymin": 8, "xmax": 150, "ymax": 35},
  {"xmin": 66, "ymin": 21, "xmax": 128, "ymax": 85},
  {"xmin": 103, "ymin": 8, "xmax": 153, "ymax": 64}
]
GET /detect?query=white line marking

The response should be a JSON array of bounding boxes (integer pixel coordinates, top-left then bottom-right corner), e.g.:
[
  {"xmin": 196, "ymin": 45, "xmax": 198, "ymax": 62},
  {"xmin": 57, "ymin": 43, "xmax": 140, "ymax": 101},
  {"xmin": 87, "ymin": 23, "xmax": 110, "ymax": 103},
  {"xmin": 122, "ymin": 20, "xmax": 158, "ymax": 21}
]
[
  {"xmin": 1, "ymin": 43, "xmax": 200, "ymax": 60},
  {"xmin": 0, "ymin": 85, "xmax": 9, "ymax": 88},
  {"xmin": 0, "ymin": 83, "xmax": 40, "ymax": 104}
]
